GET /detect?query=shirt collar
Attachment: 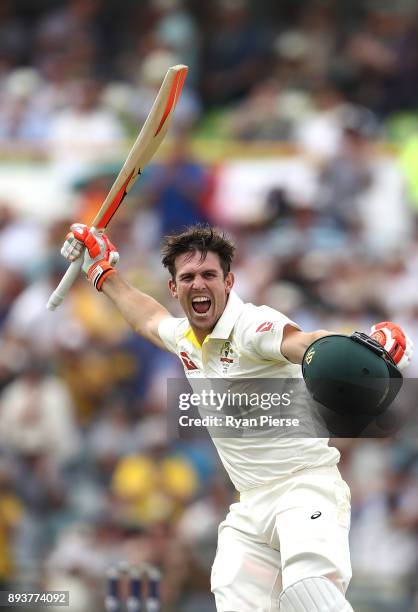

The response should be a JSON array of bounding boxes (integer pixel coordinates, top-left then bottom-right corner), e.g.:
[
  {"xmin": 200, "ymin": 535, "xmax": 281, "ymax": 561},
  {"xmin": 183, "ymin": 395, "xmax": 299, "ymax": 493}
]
[{"xmin": 207, "ymin": 290, "xmax": 245, "ymax": 340}]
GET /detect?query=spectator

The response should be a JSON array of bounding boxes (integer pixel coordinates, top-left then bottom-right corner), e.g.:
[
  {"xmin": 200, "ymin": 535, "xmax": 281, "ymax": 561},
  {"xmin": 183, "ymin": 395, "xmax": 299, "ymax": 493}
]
[
  {"xmin": 316, "ymin": 106, "xmax": 411, "ymax": 253},
  {"xmin": 343, "ymin": 2, "xmax": 418, "ymax": 114},
  {"xmin": 34, "ymin": 0, "xmax": 106, "ymax": 76},
  {"xmin": 348, "ymin": 442, "xmax": 418, "ymax": 611},
  {"xmin": 0, "ymin": 0, "xmax": 29, "ymax": 68},
  {"xmin": 129, "ymin": 49, "xmax": 201, "ymax": 133},
  {"xmin": 47, "ymin": 77, "xmax": 126, "ymax": 186},
  {"xmin": 0, "ymin": 459, "xmax": 24, "ymax": 589},
  {"xmin": 144, "ymin": 132, "xmax": 208, "ymax": 237},
  {"xmin": 0, "ymin": 364, "xmax": 80, "ymax": 466},
  {"xmin": 294, "ymin": 84, "xmax": 355, "ymax": 159},
  {"xmin": 150, "ymin": 0, "xmax": 200, "ymax": 85},
  {"xmin": 202, "ymin": 0, "xmax": 271, "ymax": 107},
  {"xmin": 0, "ymin": 69, "xmax": 48, "ymax": 150}
]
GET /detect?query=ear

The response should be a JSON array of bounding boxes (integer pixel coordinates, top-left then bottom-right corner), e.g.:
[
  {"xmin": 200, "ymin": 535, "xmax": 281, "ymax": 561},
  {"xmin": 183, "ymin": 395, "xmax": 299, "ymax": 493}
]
[
  {"xmin": 168, "ymin": 278, "xmax": 178, "ymax": 299},
  {"xmin": 225, "ymin": 272, "xmax": 234, "ymax": 294}
]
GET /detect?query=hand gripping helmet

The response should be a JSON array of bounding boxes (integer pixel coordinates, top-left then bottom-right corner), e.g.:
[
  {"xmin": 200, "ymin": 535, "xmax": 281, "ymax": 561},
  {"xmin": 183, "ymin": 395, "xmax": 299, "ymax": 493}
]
[{"xmin": 302, "ymin": 332, "xmax": 403, "ymax": 417}]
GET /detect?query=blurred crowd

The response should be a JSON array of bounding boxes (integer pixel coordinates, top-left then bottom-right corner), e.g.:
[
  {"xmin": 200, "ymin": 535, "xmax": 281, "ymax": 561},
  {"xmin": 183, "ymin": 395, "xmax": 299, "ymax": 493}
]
[{"xmin": 1, "ymin": 0, "xmax": 418, "ymax": 611}]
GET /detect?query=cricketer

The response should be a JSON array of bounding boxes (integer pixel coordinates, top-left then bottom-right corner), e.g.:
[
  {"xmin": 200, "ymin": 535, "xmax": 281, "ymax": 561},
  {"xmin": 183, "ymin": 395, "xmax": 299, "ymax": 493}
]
[{"xmin": 61, "ymin": 223, "xmax": 413, "ymax": 612}]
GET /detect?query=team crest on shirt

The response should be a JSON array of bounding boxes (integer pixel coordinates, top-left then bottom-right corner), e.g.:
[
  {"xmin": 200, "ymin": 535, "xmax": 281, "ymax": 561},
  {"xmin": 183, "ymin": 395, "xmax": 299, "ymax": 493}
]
[{"xmin": 220, "ymin": 341, "xmax": 236, "ymax": 373}]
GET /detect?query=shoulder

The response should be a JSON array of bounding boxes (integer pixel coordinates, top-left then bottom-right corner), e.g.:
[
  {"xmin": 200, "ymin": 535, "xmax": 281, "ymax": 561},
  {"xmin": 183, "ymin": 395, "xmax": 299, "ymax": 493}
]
[
  {"xmin": 234, "ymin": 302, "xmax": 300, "ymax": 361},
  {"xmin": 236, "ymin": 302, "xmax": 295, "ymax": 334}
]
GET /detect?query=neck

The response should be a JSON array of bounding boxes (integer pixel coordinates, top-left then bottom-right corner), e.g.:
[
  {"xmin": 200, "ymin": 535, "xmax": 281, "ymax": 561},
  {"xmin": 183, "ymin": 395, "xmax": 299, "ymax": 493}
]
[{"xmin": 192, "ymin": 327, "xmax": 210, "ymax": 346}]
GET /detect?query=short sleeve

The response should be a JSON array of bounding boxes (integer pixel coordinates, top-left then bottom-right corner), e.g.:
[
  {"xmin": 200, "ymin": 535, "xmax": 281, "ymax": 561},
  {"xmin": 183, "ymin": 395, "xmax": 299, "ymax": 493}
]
[
  {"xmin": 239, "ymin": 306, "xmax": 300, "ymax": 362},
  {"xmin": 158, "ymin": 317, "xmax": 183, "ymax": 353}
]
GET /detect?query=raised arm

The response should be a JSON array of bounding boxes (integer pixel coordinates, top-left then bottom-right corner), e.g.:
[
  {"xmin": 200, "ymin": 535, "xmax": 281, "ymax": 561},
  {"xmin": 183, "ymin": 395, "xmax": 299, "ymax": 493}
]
[
  {"xmin": 61, "ymin": 224, "xmax": 172, "ymax": 350},
  {"xmin": 101, "ymin": 273, "xmax": 170, "ymax": 349}
]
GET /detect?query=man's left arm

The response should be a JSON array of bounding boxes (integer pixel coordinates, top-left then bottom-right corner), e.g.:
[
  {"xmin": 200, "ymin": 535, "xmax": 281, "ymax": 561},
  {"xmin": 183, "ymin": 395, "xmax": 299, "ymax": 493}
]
[{"xmin": 281, "ymin": 321, "xmax": 413, "ymax": 370}]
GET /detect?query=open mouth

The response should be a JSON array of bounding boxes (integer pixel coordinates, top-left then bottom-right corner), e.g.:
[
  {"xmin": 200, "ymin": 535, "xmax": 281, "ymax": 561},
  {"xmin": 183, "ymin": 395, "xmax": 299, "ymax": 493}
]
[{"xmin": 192, "ymin": 296, "xmax": 211, "ymax": 314}]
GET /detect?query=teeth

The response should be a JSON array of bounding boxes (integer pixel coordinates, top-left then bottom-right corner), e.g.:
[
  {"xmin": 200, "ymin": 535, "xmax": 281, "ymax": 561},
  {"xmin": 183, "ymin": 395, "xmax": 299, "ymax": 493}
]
[{"xmin": 192, "ymin": 297, "xmax": 210, "ymax": 303}]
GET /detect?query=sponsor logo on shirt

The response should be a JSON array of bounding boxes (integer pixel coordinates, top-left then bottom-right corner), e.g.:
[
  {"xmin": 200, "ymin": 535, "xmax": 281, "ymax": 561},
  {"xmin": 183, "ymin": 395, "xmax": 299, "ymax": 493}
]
[
  {"xmin": 180, "ymin": 351, "xmax": 199, "ymax": 371},
  {"xmin": 256, "ymin": 321, "xmax": 273, "ymax": 333}
]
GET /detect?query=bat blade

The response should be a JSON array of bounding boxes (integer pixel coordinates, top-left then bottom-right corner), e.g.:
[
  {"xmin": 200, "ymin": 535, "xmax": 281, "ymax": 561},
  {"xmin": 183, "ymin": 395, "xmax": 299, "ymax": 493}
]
[
  {"xmin": 94, "ymin": 65, "xmax": 188, "ymax": 229},
  {"xmin": 46, "ymin": 64, "xmax": 188, "ymax": 311}
]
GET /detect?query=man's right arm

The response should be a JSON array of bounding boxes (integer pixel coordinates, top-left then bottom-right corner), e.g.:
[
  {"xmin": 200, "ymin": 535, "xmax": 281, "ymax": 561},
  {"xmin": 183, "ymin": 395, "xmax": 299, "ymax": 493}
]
[{"xmin": 101, "ymin": 272, "xmax": 171, "ymax": 350}]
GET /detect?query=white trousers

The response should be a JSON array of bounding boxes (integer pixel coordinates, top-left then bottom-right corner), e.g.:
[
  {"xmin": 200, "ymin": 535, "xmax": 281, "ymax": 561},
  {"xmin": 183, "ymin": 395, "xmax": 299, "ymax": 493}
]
[{"xmin": 211, "ymin": 466, "xmax": 352, "ymax": 612}]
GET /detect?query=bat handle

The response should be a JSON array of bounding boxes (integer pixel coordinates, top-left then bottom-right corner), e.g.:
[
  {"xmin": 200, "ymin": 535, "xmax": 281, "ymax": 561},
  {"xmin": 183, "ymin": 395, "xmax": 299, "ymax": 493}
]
[{"xmin": 46, "ymin": 258, "xmax": 83, "ymax": 311}]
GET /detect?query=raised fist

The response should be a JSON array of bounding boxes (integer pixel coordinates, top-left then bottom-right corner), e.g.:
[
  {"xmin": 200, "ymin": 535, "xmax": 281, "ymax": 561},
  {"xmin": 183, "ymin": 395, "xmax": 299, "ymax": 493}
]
[
  {"xmin": 370, "ymin": 321, "xmax": 413, "ymax": 371},
  {"xmin": 61, "ymin": 224, "xmax": 119, "ymax": 290}
]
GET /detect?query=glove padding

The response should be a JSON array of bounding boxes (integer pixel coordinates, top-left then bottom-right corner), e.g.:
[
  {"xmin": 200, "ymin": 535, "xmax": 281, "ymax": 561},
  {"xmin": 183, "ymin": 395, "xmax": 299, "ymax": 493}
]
[
  {"xmin": 370, "ymin": 321, "xmax": 413, "ymax": 371},
  {"xmin": 61, "ymin": 223, "xmax": 119, "ymax": 291}
]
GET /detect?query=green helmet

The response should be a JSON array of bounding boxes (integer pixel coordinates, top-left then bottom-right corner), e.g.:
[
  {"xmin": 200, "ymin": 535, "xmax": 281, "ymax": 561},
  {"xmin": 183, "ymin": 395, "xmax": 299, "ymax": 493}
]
[{"xmin": 302, "ymin": 332, "xmax": 403, "ymax": 417}]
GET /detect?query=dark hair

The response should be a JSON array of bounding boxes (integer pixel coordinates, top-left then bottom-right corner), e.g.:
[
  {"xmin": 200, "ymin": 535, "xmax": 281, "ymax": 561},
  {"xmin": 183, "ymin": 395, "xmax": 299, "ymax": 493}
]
[{"xmin": 161, "ymin": 224, "xmax": 235, "ymax": 279}]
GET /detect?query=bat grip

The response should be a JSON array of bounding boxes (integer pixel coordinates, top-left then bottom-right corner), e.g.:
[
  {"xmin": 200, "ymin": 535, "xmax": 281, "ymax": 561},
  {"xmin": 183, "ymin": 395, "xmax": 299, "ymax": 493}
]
[{"xmin": 46, "ymin": 257, "xmax": 83, "ymax": 311}]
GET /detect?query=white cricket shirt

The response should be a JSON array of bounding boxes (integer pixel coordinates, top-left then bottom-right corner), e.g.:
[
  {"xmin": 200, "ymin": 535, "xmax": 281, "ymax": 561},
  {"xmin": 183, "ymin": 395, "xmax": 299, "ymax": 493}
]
[{"xmin": 159, "ymin": 290, "xmax": 340, "ymax": 491}]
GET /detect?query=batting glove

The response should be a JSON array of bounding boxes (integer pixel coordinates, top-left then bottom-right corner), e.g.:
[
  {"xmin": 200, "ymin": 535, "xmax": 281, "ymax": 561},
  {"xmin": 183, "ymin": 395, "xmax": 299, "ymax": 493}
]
[
  {"xmin": 370, "ymin": 321, "xmax": 414, "ymax": 371},
  {"xmin": 61, "ymin": 223, "xmax": 119, "ymax": 291}
]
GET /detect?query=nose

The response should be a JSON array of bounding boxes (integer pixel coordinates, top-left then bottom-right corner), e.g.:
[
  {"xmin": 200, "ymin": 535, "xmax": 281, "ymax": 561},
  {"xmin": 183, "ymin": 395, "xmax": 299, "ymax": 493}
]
[{"xmin": 191, "ymin": 274, "xmax": 206, "ymax": 290}]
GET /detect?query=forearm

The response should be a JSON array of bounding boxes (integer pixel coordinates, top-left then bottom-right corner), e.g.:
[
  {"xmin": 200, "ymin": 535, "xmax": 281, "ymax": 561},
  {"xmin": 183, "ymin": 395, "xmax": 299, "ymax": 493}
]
[
  {"xmin": 101, "ymin": 272, "xmax": 170, "ymax": 348},
  {"xmin": 282, "ymin": 327, "xmax": 334, "ymax": 364}
]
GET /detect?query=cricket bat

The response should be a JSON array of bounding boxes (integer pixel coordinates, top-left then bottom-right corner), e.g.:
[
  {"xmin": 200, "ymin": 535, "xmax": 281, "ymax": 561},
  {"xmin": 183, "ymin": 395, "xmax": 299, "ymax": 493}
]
[{"xmin": 47, "ymin": 64, "xmax": 188, "ymax": 311}]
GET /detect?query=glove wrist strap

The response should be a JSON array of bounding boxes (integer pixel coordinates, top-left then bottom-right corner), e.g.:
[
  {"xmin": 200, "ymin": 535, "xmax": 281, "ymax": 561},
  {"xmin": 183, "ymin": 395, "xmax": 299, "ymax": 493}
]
[{"xmin": 87, "ymin": 260, "xmax": 116, "ymax": 291}]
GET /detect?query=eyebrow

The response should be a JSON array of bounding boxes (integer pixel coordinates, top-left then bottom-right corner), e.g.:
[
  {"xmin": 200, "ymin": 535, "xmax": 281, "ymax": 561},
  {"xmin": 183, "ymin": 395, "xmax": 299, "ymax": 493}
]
[{"xmin": 178, "ymin": 268, "xmax": 220, "ymax": 279}]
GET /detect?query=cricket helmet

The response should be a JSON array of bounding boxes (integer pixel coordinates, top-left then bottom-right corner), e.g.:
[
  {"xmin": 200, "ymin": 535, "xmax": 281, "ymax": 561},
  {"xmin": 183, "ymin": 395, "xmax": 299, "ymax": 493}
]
[{"xmin": 302, "ymin": 332, "xmax": 403, "ymax": 416}]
